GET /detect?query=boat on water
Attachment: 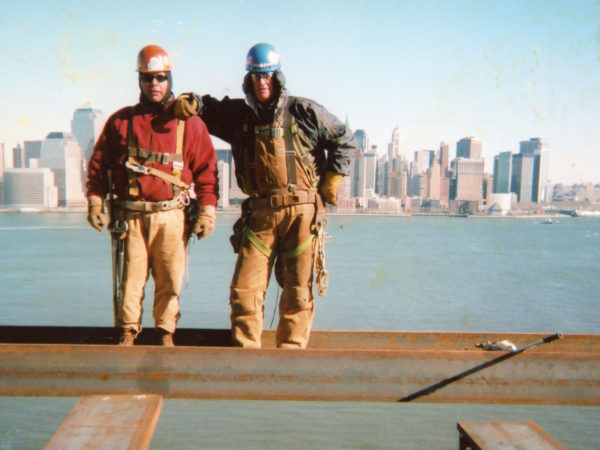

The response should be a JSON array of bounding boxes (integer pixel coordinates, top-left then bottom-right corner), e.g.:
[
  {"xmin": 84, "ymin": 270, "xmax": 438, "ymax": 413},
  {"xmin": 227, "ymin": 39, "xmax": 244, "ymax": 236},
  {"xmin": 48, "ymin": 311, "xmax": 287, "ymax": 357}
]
[
  {"xmin": 543, "ymin": 218, "xmax": 554, "ymax": 224},
  {"xmin": 1, "ymin": 325, "xmax": 598, "ymax": 406}
]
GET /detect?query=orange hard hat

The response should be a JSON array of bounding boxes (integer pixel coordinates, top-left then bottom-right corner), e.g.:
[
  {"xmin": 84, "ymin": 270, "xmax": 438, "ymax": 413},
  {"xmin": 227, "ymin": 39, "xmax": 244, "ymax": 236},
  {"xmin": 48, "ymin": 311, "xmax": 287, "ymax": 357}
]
[{"xmin": 137, "ymin": 45, "xmax": 172, "ymax": 73}]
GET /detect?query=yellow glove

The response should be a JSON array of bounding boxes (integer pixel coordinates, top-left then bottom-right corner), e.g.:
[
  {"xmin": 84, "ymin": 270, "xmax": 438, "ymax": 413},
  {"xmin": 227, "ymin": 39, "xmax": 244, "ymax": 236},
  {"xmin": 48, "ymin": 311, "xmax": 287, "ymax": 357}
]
[
  {"xmin": 192, "ymin": 205, "xmax": 216, "ymax": 240},
  {"xmin": 174, "ymin": 92, "xmax": 200, "ymax": 120},
  {"xmin": 319, "ymin": 171, "xmax": 344, "ymax": 206},
  {"xmin": 86, "ymin": 195, "xmax": 106, "ymax": 232}
]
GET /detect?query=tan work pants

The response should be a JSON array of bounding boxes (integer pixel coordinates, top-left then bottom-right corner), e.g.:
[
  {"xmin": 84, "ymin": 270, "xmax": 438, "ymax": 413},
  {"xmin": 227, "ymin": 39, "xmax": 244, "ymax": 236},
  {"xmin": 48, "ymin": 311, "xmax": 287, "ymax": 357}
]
[
  {"xmin": 230, "ymin": 203, "xmax": 316, "ymax": 348},
  {"xmin": 118, "ymin": 208, "xmax": 185, "ymax": 334}
]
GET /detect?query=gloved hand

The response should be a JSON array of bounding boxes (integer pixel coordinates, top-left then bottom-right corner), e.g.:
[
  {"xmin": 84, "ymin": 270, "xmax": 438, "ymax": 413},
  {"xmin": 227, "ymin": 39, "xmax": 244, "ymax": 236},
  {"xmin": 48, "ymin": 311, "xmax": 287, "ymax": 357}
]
[
  {"xmin": 86, "ymin": 195, "xmax": 106, "ymax": 232},
  {"xmin": 192, "ymin": 205, "xmax": 216, "ymax": 240},
  {"xmin": 174, "ymin": 92, "xmax": 201, "ymax": 120},
  {"xmin": 319, "ymin": 171, "xmax": 344, "ymax": 206}
]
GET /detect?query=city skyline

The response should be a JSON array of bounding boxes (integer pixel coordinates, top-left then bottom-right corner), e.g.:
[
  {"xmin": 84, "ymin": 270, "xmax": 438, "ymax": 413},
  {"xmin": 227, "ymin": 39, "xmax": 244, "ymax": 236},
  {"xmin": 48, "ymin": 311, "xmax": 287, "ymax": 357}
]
[{"xmin": 2, "ymin": 1, "xmax": 600, "ymax": 184}]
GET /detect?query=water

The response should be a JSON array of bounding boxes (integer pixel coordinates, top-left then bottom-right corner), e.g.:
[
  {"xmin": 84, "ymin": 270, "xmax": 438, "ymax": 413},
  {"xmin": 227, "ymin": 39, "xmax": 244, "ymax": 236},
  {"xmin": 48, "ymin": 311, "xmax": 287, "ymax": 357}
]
[{"xmin": 1, "ymin": 212, "xmax": 599, "ymax": 449}]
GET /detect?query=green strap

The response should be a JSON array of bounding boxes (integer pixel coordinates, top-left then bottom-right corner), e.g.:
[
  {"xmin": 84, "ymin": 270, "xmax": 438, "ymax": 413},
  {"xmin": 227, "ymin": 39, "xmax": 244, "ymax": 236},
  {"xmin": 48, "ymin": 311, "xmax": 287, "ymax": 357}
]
[
  {"xmin": 242, "ymin": 225, "xmax": 316, "ymax": 260},
  {"xmin": 243, "ymin": 225, "xmax": 274, "ymax": 259},
  {"xmin": 280, "ymin": 233, "xmax": 316, "ymax": 260}
]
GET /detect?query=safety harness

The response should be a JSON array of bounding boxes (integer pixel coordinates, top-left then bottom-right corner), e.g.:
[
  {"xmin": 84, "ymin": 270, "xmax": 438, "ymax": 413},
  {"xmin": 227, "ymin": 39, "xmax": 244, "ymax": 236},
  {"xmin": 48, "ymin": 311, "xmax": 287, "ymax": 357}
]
[
  {"xmin": 237, "ymin": 97, "xmax": 328, "ymax": 295},
  {"xmin": 120, "ymin": 109, "xmax": 191, "ymax": 211}
]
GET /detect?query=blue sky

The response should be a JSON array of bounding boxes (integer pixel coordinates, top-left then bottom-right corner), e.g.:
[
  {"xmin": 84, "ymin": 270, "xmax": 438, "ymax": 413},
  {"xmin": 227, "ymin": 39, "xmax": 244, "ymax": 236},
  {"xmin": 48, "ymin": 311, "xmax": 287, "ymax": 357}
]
[{"xmin": 2, "ymin": 0, "xmax": 599, "ymax": 184}]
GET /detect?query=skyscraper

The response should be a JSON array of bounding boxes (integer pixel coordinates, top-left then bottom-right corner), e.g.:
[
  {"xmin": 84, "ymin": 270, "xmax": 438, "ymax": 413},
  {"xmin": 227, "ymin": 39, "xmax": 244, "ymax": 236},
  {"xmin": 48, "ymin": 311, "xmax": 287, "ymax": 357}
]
[
  {"xmin": 452, "ymin": 158, "xmax": 485, "ymax": 201},
  {"xmin": 511, "ymin": 153, "xmax": 536, "ymax": 202},
  {"xmin": 493, "ymin": 151, "xmax": 512, "ymax": 193},
  {"xmin": 12, "ymin": 144, "xmax": 24, "ymax": 168},
  {"xmin": 456, "ymin": 137, "xmax": 482, "ymax": 159},
  {"xmin": 364, "ymin": 148, "xmax": 377, "ymax": 196},
  {"xmin": 354, "ymin": 129, "xmax": 369, "ymax": 152},
  {"xmin": 519, "ymin": 138, "xmax": 549, "ymax": 202},
  {"xmin": 388, "ymin": 127, "xmax": 400, "ymax": 160},
  {"xmin": 39, "ymin": 132, "xmax": 85, "ymax": 207},
  {"xmin": 24, "ymin": 141, "xmax": 42, "ymax": 168},
  {"xmin": 71, "ymin": 105, "xmax": 106, "ymax": 165}
]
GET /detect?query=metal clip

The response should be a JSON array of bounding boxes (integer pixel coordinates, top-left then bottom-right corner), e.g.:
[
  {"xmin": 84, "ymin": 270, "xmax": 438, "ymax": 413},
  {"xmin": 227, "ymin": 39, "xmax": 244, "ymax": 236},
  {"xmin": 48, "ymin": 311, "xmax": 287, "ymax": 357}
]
[
  {"xmin": 125, "ymin": 161, "xmax": 149, "ymax": 175},
  {"xmin": 178, "ymin": 191, "xmax": 191, "ymax": 206}
]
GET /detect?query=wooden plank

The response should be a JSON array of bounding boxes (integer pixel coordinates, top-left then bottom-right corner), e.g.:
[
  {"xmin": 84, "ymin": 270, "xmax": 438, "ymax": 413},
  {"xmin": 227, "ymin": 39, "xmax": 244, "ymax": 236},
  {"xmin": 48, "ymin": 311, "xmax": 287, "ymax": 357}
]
[
  {"xmin": 44, "ymin": 394, "xmax": 163, "ymax": 450},
  {"xmin": 457, "ymin": 420, "xmax": 566, "ymax": 450},
  {"xmin": 1, "ymin": 344, "xmax": 598, "ymax": 405}
]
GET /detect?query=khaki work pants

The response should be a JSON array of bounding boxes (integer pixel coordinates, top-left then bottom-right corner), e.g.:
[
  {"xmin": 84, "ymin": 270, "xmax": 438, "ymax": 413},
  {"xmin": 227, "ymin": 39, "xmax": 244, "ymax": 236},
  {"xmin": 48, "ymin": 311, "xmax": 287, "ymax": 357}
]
[
  {"xmin": 118, "ymin": 208, "xmax": 185, "ymax": 334},
  {"xmin": 230, "ymin": 203, "xmax": 316, "ymax": 349}
]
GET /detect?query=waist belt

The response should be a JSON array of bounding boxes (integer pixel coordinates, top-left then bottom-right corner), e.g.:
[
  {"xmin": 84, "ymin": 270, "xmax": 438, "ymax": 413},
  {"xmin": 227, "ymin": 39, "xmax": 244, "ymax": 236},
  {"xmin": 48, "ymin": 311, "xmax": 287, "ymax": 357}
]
[
  {"xmin": 117, "ymin": 199, "xmax": 184, "ymax": 212},
  {"xmin": 249, "ymin": 188, "xmax": 318, "ymax": 209}
]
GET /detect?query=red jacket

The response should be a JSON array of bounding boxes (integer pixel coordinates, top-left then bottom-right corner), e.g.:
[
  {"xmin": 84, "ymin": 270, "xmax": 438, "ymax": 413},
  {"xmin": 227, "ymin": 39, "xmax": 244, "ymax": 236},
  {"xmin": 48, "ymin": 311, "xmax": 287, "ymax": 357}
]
[{"xmin": 86, "ymin": 99, "xmax": 218, "ymax": 207}]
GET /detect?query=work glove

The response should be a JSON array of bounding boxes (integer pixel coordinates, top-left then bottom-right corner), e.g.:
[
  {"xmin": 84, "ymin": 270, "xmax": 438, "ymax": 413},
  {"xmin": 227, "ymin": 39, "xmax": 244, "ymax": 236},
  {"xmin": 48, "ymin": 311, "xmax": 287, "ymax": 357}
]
[
  {"xmin": 86, "ymin": 195, "xmax": 106, "ymax": 232},
  {"xmin": 319, "ymin": 171, "xmax": 344, "ymax": 206},
  {"xmin": 192, "ymin": 205, "xmax": 216, "ymax": 240},
  {"xmin": 174, "ymin": 92, "xmax": 201, "ymax": 120}
]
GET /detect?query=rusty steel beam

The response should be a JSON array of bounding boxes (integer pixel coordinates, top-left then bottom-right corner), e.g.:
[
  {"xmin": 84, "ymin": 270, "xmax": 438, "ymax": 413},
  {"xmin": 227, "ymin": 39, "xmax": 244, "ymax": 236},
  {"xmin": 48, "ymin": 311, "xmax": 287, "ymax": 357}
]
[
  {"xmin": 0, "ymin": 342, "xmax": 598, "ymax": 405},
  {"xmin": 0, "ymin": 326, "xmax": 595, "ymax": 352}
]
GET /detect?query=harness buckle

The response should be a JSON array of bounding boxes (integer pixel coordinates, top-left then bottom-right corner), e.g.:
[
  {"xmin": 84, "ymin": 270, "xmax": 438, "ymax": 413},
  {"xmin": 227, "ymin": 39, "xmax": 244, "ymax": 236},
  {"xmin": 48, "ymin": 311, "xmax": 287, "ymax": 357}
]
[
  {"xmin": 125, "ymin": 161, "xmax": 150, "ymax": 175},
  {"xmin": 269, "ymin": 196, "xmax": 282, "ymax": 208}
]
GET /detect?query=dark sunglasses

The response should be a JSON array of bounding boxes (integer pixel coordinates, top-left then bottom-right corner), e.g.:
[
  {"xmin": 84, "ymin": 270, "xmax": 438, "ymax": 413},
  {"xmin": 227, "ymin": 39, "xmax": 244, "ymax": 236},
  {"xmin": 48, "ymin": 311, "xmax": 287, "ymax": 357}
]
[
  {"xmin": 140, "ymin": 73, "xmax": 169, "ymax": 83},
  {"xmin": 251, "ymin": 72, "xmax": 273, "ymax": 81}
]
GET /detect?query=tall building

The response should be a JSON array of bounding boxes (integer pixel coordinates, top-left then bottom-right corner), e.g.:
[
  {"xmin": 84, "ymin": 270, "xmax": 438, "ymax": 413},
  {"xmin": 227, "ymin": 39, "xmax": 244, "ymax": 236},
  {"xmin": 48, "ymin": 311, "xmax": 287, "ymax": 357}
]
[
  {"xmin": 24, "ymin": 141, "xmax": 42, "ymax": 168},
  {"xmin": 519, "ymin": 137, "xmax": 549, "ymax": 202},
  {"xmin": 414, "ymin": 150, "xmax": 435, "ymax": 174},
  {"xmin": 452, "ymin": 158, "xmax": 485, "ymax": 201},
  {"xmin": 354, "ymin": 129, "xmax": 369, "ymax": 152},
  {"xmin": 511, "ymin": 153, "xmax": 536, "ymax": 202},
  {"xmin": 493, "ymin": 151, "xmax": 512, "ymax": 193},
  {"xmin": 439, "ymin": 142, "xmax": 449, "ymax": 177},
  {"xmin": 71, "ymin": 105, "xmax": 106, "ymax": 178},
  {"xmin": 364, "ymin": 148, "xmax": 377, "ymax": 196},
  {"xmin": 438, "ymin": 142, "xmax": 450, "ymax": 208},
  {"xmin": 351, "ymin": 149, "xmax": 366, "ymax": 198},
  {"xmin": 3, "ymin": 168, "xmax": 58, "ymax": 209},
  {"xmin": 456, "ymin": 137, "xmax": 482, "ymax": 159},
  {"xmin": 39, "ymin": 132, "xmax": 85, "ymax": 207},
  {"xmin": 12, "ymin": 144, "xmax": 24, "ymax": 168},
  {"xmin": 388, "ymin": 127, "xmax": 400, "ymax": 160},
  {"xmin": 375, "ymin": 153, "xmax": 388, "ymax": 196},
  {"xmin": 216, "ymin": 160, "xmax": 230, "ymax": 210}
]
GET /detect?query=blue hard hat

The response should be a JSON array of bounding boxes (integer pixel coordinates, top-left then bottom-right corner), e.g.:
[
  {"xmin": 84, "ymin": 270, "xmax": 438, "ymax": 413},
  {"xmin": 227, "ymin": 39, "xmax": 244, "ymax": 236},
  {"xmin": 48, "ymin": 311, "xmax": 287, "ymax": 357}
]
[{"xmin": 245, "ymin": 43, "xmax": 281, "ymax": 73}]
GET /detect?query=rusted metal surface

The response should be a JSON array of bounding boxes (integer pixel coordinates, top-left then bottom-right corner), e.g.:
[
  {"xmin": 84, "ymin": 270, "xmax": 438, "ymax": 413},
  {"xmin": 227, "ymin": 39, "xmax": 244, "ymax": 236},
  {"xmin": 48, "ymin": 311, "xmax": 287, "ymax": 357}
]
[
  {"xmin": 457, "ymin": 420, "xmax": 566, "ymax": 450},
  {"xmin": 0, "ymin": 326, "xmax": 594, "ymax": 352},
  {"xmin": 45, "ymin": 394, "xmax": 162, "ymax": 450},
  {"xmin": 0, "ymin": 341, "xmax": 598, "ymax": 405}
]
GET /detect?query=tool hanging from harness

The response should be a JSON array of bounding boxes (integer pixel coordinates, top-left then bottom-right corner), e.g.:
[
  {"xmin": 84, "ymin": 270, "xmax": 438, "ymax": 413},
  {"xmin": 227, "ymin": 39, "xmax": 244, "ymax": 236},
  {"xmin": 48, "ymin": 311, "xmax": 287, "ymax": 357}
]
[
  {"xmin": 233, "ymin": 97, "xmax": 329, "ymax": 296},
  {"xmin": 123, "ymin": 111, "xmax": 191, "ymax": 210}
]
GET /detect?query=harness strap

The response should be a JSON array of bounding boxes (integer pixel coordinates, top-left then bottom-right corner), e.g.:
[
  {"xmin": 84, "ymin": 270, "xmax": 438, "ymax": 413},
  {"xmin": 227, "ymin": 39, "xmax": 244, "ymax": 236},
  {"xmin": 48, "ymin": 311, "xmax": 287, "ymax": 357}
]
[
  {"xmin": 243, "ymin": 225, "xmax": 274, "ymax": 259},
  {"xmin": 282, "ymin": 108, "xmax": 298, "ymax": 187},
  {"xmin": 242, "ymin": 224, "xmax": 316, "ymax": 260},
  {"xmin": 126, "ymin": 111, "xmax": 187, "ymax": 197},
  {"xmin": 127, "ymin": 147, "xmax": 183, "ymax": 164}
]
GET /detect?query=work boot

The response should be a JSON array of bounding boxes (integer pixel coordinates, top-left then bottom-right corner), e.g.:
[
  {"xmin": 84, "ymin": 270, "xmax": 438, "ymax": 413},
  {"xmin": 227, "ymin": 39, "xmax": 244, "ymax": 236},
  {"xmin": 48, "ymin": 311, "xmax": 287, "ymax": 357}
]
[
  {"xmin": 118, "ymin": 329, "xmax": 136, "ymax": 346},
  {"xmin": 157, "ymin": 328, "xmax": 174, "ymax": 347}
]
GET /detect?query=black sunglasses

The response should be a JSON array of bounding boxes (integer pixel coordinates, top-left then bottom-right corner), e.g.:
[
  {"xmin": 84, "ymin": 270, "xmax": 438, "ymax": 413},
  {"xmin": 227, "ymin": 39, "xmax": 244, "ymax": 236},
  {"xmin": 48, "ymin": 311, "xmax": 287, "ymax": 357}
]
[{"xmin": 140, "ymin": 73, "xmax": 169, "ymax": 83}]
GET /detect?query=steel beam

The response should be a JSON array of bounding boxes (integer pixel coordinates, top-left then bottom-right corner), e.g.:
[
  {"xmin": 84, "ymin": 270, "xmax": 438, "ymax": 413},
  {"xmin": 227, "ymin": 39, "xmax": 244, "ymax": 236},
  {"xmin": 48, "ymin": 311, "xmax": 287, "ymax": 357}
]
[{"xmin": 1, "ymin": 343, "xmax": 598, "ymax": 405}]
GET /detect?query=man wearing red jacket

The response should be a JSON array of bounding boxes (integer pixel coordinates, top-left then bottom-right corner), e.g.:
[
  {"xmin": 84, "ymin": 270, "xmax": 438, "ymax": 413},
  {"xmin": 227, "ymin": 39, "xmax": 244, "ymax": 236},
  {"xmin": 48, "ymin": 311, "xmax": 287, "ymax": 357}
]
[{"xmin": 86, "ymin": 45, "xmax": 218, "ymax": 346}]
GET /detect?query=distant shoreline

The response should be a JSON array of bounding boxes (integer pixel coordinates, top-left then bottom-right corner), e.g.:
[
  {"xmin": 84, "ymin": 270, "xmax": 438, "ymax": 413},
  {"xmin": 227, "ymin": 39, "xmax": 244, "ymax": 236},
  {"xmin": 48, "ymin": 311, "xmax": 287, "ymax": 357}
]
[{"xmin": 0, "ymin": 207, "xmax": 588, "ymax": 220}]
